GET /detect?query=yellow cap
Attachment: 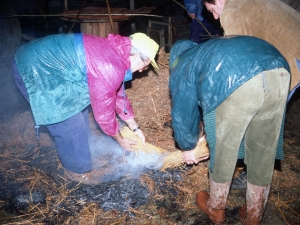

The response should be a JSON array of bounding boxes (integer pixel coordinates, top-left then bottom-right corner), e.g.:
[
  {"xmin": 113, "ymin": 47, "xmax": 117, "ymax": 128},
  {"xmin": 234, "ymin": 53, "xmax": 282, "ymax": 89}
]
[{"xmin": 130, "ymin": 33, "xmax": 159, "ymax": 69}]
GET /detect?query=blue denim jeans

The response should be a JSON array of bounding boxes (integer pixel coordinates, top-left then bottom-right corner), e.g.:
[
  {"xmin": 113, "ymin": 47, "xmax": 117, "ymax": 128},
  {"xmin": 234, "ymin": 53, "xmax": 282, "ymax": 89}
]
[{"xmin": 11, "ymin": 59, "xmax": 92, "ymax": 174}]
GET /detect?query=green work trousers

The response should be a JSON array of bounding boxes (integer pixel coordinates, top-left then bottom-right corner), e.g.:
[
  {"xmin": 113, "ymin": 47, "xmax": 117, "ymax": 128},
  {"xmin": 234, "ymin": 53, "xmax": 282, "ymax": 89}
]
[{"xmin": 210, "ymin": 68, "xmax": 290, "ymax": 186}]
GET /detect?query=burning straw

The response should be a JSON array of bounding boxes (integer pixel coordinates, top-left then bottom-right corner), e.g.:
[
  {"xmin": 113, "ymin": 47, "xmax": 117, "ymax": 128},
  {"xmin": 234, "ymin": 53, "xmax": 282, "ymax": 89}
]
[{"xmin": 119, "ymin": 125, "xmax": 210, "ymax": 170}]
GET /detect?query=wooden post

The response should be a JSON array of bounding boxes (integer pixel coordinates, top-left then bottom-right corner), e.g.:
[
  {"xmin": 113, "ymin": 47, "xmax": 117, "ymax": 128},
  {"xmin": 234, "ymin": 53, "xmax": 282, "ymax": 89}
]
[
  {"xmin": 64, "ymin": 0, "xmax": 68, "ymax": 12},
  {"xmin": 130, "ymin": 0, "xmax": 136, "ymax": 32},
  {"xmin": 80, "ymin": 22, "xmax": 119, "ymax": 38}
]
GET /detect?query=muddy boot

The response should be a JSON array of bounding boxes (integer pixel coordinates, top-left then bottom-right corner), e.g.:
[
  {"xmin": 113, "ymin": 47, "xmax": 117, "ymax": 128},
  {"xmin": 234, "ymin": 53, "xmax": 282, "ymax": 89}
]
[
  {"xmin": 196, "ymin": 178, "xmax": 231, "ymax": 224},
  {"xmin": 239, "ymin": 182, "xmax": 270, "ymax": 225}
]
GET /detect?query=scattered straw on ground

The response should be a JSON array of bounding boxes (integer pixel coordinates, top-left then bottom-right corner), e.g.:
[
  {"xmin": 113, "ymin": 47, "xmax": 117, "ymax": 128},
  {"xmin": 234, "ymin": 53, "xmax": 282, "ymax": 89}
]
[{"xmin": 1, "ymin": 47, "xmax": 299, "ymax": 224}]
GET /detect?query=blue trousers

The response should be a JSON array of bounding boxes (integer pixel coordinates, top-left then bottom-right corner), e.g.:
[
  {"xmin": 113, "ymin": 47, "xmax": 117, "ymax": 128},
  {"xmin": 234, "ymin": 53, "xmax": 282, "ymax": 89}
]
[
  {"xmin": 190, "ymin": 17, "xmax": 223, "ymax": 44},
  {"xmin": 11, "ymin": 59, "xmax": 92, "ymax": 174}
]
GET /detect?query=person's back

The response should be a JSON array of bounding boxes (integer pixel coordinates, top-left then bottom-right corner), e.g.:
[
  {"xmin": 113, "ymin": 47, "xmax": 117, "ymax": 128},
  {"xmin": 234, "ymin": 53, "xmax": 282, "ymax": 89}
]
[
  {"xmin": 169, "ymin": 35, "xmax": 289, "ymax": 150},
  {"xmin": 220, "ymin": 0, "xmax": 300, "ymax": 90}
]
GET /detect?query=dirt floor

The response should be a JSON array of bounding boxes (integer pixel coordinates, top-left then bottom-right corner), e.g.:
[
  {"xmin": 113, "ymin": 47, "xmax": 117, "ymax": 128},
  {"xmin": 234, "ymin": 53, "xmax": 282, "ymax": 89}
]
[{"xmin": 0, "ymin": 46, "xmax": 300, "ymax": 225}]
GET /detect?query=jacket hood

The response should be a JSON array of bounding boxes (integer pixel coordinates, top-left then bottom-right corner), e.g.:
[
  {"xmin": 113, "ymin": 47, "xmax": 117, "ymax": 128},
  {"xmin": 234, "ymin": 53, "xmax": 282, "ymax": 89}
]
[{"xmin": 169, "ymin": 40, "xmax": 197, "ymax": 68}]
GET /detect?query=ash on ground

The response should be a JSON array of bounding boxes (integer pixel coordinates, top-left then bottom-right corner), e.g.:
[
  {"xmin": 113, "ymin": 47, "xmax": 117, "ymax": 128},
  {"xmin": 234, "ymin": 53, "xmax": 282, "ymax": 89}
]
[{"xmin": 0, "ymin": 135, "xmax": 189, "ymax": 222}]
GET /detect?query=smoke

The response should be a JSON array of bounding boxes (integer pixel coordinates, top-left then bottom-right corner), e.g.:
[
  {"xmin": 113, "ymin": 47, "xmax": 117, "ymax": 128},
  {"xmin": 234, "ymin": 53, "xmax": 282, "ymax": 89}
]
[{"xmin": 89, "ymin": 134, "xmax": 164, "ymax": 183}]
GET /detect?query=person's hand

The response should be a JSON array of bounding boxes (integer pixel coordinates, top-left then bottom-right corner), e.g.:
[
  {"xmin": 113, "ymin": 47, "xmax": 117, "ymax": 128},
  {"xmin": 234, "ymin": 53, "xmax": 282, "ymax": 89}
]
[
  {"xmin": 133, "ymin": 128, "xmax": 146, "ymax": 146},
  {"xmin": 117, "ymin": 137, "xmax": 137, "ymax": 151},
  {"xmin": 182, "ymin": 149, "xmax": 209, "ymax": 165},
  {"xmin": 124, "ymin": 118, "xmax": 146, "ymax": 146},
  {"xmin": 112, "ymin": 132, "xmax": 136, "ymax": 151},
  {"xmin": 188, "ymin": 13, "xmax": 196, "ymax": 20}
]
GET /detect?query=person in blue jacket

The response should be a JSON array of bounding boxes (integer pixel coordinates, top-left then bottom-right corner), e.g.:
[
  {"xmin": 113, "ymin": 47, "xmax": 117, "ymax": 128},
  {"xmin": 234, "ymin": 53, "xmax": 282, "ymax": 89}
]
[
  {"xmin": 169, "ymin": 36, "xmax": 290, "ymax": 224},
  {"xmin": 184, "ymin": 0, "xmax": 223, "ymax": 44}
]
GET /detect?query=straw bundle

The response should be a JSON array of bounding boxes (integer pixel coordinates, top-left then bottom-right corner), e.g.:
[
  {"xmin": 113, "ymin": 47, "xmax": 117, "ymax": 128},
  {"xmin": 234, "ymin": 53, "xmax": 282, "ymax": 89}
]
[
  {"xmin": 120, "ymin": 125, "xmax": 210, "ymax": 170},
  {"xmin": 119, "ymin": 125, "xmax": 166, "ymax": 154},
  {"xmin": 160, "ymin": 137, "xmax": 209, "ymax": 170}
]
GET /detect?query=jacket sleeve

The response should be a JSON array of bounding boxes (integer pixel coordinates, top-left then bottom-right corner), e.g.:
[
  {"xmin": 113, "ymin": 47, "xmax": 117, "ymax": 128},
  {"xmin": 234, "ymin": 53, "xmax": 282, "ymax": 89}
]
[
  {"xmin": 169, "ymin": 69, "xmax": 201, "ymax": 150},
  {"xmin": 88, "ymin": 66, "xmax": 124, "ymax": 136},
  {"xmin": 115, "ymin": 83, "xmax": 134, "ymax": 121},
  {"xmin": 184, "ymin": 0, "xmax": 197, "ymax": 14},
  {"xmin": 84, "ymin": 34, "xmax": 132, "ymax": 136}
]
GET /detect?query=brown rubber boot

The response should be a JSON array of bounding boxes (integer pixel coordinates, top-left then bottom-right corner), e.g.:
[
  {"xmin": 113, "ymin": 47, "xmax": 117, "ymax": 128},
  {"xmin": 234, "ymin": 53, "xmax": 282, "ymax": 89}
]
[
  {"xmin": 196, "ymin": 178, "xmax": 231, "ymax": 224},
  {"xmin": 239, "ymin": 182, "xmax": 271, "ymax": 225}
]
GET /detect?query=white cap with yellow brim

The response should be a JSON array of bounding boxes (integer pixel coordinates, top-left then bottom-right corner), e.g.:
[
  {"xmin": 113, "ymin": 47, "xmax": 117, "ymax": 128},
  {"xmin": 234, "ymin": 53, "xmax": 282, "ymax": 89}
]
[{"xmin": 130, "ymin": 33, "xmax": 159, "ymax": 69}]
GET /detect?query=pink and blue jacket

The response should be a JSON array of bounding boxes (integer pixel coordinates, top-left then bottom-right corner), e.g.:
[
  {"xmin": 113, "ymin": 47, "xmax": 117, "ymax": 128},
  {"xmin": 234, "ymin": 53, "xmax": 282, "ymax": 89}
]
[{"xmin": 15, "ymin": 33, "xmax": 134, "ymax": 136}]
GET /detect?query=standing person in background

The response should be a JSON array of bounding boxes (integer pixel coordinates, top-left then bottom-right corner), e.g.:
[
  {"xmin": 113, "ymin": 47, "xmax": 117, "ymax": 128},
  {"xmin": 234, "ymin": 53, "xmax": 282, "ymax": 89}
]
[
  {"xmin": 12, "ymin": 32, "xmax": 159, "ymax": 185},
  {"xmin": 202, "ymin": 0, "xmax": 300, "ymax": 190},
  {"xmin": 169, "ymin": 36, "xmax": 290, "ymax": 225},
  {"xmin": 184, "ymin": 0, "xmax": 223, "ymax": 44}
]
